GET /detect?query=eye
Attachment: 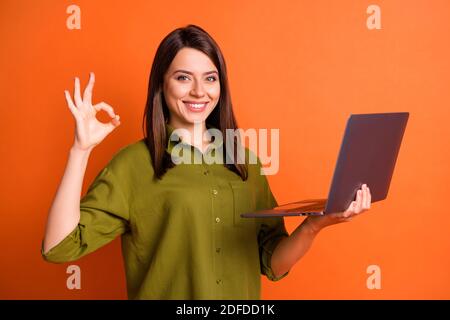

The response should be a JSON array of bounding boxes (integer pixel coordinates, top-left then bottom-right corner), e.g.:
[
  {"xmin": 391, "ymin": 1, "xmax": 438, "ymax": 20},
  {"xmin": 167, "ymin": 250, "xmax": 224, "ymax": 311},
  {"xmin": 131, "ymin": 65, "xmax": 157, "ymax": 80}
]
[
  {"xmin": 206, "ymin": 76, "xmax": 217, "ymax": 82},
  {"xmin": 176, "ymin": 75, "xmax": 189, "ymax": 81}
]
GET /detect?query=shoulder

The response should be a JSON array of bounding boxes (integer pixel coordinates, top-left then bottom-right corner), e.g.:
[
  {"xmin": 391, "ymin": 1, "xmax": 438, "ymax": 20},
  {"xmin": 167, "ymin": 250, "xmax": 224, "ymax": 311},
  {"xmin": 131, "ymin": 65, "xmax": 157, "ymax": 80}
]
[
  {"xmin": 112, "ymin": 138, "xmax": 148, "ymax": 160},
  {"xmin": 105, "ymin": 138, "xmax": 153, "ymax": 176},
  {"xmin": 243, "ymin": 147, "xmax": 262, "ymax": 168},
  {"xmin": 241, "ymin": 147, "xmax": 266, "ymax": 180}
]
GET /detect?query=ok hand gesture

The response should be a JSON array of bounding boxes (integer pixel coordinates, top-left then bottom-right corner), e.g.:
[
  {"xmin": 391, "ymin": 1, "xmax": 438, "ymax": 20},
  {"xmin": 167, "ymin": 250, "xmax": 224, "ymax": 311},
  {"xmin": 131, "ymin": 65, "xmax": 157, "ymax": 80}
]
[{"xmin": 65, "ymin": 72, "xmax": 121, "ymax": 151}]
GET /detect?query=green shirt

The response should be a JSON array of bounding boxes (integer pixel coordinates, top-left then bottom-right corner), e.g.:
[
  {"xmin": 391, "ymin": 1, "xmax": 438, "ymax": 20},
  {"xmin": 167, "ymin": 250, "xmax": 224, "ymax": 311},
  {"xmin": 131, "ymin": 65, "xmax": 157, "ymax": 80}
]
[{"xmin": 41, "ymin": 124, "xmax": 289, "ymax": 299}]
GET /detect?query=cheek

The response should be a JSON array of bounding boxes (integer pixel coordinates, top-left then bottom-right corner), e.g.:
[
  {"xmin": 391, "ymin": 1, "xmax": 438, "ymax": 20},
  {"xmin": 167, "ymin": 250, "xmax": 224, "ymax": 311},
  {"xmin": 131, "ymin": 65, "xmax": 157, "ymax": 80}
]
[
  {"xmin": 208, "ymin": 84, "xmax": 221, "ymax": 99},
  {"xmin": 166, "ymin": 81, "xmax": 190, "ymax": 100}
]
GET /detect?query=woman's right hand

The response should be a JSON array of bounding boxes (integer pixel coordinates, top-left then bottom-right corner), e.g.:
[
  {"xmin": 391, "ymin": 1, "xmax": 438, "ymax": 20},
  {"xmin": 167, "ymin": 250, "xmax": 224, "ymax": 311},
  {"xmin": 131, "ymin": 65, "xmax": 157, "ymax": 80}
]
[{"xmin": 64, "ymin": 72, "xmax": 121, "ymax": 151}]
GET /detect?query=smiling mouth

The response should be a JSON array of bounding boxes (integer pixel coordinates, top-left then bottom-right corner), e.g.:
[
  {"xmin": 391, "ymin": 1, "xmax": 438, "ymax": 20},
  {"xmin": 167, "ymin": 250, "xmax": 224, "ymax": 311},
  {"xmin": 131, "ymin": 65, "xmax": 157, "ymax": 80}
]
[{"xmin": 183, "ymin": 101, "xmax": 209, "ymax": 112}]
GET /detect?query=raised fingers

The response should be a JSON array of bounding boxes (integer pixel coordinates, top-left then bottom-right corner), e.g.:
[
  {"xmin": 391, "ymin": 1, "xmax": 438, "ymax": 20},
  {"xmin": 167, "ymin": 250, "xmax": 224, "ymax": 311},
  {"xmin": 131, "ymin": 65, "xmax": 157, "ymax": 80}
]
[
  {"xmin": 354, "ymin": 189, "xmax": 363, "ymax": 213},
  {"xmin": 83, "ymin": 72, "xmax": 95, "ymax": 105},
  {"xmin": 365, "ymin": 186, "xmax": 371, "ymax": 209},
  {"xmin": 74, "ymin": 77, "xmax": 83, "ymax": 106},
  {"xmin": 359, "ymin": 184, "xmax": 371, "ymax": 210},
  {"xmin": 64, "ymin": 90, "xmax": 78, "ymax": 115},
  {"xmin": 361, "ymin": 184, "xmax": 368, "ymax": 210}
]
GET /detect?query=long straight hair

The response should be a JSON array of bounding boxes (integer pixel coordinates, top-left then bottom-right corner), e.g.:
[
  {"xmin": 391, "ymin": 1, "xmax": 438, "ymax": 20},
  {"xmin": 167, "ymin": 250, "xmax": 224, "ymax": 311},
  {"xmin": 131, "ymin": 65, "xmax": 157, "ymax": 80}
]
[{"xmin": 142, "ymin": 24, "xmax": 248, "ymax": 181}]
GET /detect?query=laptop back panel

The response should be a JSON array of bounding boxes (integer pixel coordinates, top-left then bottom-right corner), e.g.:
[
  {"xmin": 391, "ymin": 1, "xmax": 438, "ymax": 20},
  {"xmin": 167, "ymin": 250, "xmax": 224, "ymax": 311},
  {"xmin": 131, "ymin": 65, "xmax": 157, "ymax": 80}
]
[{"xmin": 323, "ymin": 112, "xmax": 409, "ymax": 214}]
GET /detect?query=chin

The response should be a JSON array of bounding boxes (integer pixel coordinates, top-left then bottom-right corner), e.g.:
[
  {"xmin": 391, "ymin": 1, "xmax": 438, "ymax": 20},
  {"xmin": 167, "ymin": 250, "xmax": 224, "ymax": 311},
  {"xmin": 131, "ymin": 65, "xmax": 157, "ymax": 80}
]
[
  {"xmin": 183, "ymin": 108, "xmax": 215, "ymax": 123},
  {"xmin": 184, "ymin": 115, "xmax": 209, "ymax": 124}
]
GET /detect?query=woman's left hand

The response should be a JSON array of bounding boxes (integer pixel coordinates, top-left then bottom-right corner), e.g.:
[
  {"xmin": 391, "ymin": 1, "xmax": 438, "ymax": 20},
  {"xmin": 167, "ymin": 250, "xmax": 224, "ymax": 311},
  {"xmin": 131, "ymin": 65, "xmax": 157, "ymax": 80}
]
[{"xmin": 304, "ymin": 184, "xmax": 372, "ymax": 233}]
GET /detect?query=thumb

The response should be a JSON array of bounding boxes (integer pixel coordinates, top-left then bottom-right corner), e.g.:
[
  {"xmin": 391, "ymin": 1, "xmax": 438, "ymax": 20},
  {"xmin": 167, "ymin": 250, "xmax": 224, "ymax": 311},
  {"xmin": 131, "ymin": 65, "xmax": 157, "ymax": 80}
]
[{"xmin": 343, "ymin": 201, "xmax": 356, "ymax": 217}]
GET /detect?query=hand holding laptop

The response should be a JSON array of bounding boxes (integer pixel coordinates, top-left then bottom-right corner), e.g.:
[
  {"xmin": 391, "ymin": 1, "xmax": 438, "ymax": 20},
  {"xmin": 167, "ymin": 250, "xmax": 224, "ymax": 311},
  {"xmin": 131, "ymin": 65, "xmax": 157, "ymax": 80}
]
[
  {"xmin": 303, "ymin": 184, "xmax": 372, "ymax": 233},
  {"xmin": 251, "ymin": 112, "xmax": 408, "ymax": 279},
  {"xmin": 242, "ymin": 112, "xmax": 408, "ymax": 218}
]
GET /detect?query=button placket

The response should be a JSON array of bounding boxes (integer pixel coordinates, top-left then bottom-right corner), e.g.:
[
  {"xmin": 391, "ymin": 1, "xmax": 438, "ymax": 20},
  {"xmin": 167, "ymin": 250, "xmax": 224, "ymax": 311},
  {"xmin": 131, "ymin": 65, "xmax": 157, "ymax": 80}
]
[{"xmin": 210, "ymin": 179, "xmax": 223, "ymax": 298}]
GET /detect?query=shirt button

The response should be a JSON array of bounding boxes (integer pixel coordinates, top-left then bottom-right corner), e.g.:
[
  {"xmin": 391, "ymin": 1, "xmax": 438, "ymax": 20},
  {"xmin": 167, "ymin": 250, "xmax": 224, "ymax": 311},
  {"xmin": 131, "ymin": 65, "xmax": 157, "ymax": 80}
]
[
  {"xmin": 215, "ymin": 217, "xmax": 220, "ymax": 223},
  {"xmin": 216, "ymin": 279, "xmax": 222, "ymax": 285},
  {"xmin": 212, "ymin": 189, "xmax": 218, "ymax": 195},
  {"xmin": 203, "ymin": 170, "xmax": 209, "ymax": 175},
  {"xmin": 216, "ymin": 247, "xmax": 221, "ymax": 253}
]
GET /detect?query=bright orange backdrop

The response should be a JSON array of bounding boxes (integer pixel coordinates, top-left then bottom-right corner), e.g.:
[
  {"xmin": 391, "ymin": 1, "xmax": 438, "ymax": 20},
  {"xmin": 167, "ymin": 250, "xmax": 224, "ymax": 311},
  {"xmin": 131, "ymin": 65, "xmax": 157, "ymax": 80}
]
[{"xmin": 1, "ymin": 0, "xmax": 449, "ymax": 299}]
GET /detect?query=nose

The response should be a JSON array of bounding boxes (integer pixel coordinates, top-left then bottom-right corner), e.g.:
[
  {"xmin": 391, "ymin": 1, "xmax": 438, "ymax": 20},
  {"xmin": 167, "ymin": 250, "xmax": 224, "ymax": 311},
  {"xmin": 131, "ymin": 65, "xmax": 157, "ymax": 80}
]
[{"xmin": 190, "ymin": 79, "xmax": 205, "ymax": 97}]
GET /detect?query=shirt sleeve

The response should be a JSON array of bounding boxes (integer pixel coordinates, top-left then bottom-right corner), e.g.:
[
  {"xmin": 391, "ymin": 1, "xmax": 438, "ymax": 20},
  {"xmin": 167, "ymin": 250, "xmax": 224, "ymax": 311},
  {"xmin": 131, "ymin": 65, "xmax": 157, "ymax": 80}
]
[
  {"xmin": 41, "ymin": 162, "xmax": 131, "ymax": 264},
  {"xmin": 255, "ymin": 157, "xmax": 290, "ymax": 282}
]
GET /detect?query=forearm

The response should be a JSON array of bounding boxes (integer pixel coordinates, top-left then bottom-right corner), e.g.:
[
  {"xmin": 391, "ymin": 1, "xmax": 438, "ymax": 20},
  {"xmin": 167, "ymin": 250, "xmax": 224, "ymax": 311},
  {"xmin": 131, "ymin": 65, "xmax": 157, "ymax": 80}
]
[
  {"xmin": 270, "ymin": 219, "xmax": 320, "ymax": 278},
  {"xmin": 42, "ymin": 146, "xmax": 92, "ymax": 254}
]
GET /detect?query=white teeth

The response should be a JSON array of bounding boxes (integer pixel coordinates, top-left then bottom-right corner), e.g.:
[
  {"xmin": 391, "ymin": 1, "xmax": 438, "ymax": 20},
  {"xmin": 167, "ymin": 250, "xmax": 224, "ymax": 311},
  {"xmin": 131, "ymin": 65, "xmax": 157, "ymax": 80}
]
[{"xmin": 185, "ymin": 103, "xmax": 207, "ymax": 109}]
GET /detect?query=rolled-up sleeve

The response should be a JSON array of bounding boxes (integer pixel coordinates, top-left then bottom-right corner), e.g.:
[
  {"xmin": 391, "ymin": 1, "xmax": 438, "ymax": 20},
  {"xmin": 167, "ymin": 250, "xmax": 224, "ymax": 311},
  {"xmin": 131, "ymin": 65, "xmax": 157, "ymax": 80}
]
[
  {"xmin": 41, "ymin": 164, "xmax": 130, "ymax": 264},
  {"xmin": 255, "ymin": 158, "xmax": 290, "ymax": 281}
]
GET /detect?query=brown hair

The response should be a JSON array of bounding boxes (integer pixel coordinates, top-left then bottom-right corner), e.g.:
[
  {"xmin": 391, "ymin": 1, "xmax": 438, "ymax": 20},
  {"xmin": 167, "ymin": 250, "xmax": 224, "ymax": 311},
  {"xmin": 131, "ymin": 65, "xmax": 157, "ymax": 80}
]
[{"xmin": 142, "ymin": 24, "xmax": 248, "ymax": 181}]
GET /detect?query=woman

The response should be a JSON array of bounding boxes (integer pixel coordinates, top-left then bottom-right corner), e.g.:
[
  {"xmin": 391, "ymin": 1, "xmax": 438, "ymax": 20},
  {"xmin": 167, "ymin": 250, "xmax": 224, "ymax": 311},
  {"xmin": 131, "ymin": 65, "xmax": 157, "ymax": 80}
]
[{"xmin": 41, "ymin": 24, "xmax": 371, "ymax": 299}]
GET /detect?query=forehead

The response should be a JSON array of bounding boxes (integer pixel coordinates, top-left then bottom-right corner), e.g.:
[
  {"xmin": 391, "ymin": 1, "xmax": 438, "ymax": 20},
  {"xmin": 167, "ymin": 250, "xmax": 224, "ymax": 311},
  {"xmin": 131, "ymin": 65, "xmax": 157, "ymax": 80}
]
[{"xmin": 168, "ymin": 47, "xmax": 218, "ymax": 73}]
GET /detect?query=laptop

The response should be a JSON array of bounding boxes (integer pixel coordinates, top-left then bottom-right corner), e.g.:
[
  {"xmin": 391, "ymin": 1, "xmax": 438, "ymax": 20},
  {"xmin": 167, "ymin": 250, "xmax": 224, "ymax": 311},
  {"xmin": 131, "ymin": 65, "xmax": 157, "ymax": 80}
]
[{"xmin": 241, "ymin": 112, "xmax": 409, "ymax": 217}]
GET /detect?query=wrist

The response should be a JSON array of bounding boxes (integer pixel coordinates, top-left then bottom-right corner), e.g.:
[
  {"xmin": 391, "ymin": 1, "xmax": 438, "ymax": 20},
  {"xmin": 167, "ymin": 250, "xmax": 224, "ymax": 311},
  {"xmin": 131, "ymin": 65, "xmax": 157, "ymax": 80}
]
[
  {"xmin": 70, "ymin": 144, "xmax": 94, "ymax": 156},
  {"xmin": 302, "ymin": 217, "xmax": 323, "ymax": 236}
]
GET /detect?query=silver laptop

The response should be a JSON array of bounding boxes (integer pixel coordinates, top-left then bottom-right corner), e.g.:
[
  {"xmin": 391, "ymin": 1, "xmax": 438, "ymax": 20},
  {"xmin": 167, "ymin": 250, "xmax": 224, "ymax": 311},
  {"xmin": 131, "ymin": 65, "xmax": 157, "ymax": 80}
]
[{"xmin": 241, "ymin": 112, "xmax": 409, "ymax": 217}]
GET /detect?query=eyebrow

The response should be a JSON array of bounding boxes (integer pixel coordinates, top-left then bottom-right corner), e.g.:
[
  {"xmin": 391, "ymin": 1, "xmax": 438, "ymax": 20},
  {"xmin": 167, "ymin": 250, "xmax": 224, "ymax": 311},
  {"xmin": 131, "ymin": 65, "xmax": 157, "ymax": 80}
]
[{"xmin": 172, "ymin": 69, "xmax": 219, "ymax": 76}]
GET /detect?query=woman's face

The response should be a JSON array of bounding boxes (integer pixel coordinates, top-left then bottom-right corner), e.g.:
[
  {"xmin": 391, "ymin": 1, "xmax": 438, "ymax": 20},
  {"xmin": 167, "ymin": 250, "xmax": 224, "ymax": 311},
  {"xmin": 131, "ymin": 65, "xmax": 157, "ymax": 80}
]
[{"xmin": 163, "ymin": 47, "xmax": 220, "ymax": 126}]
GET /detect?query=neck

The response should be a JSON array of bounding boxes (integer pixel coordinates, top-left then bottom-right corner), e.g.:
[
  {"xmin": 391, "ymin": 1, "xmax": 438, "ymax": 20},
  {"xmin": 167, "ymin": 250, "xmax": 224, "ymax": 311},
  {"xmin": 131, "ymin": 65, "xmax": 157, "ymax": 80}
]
[{"xmin": 168, "ymin": 119, "xmax": 212, "ymax": 148}]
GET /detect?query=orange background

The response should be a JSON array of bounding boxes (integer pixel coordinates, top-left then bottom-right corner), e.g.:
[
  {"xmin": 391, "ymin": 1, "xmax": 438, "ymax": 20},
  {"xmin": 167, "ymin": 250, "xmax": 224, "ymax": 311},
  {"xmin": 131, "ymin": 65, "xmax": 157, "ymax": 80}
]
[{"xmin": 1, "ymin": 0, "xmax": 449, "ymax": 299}]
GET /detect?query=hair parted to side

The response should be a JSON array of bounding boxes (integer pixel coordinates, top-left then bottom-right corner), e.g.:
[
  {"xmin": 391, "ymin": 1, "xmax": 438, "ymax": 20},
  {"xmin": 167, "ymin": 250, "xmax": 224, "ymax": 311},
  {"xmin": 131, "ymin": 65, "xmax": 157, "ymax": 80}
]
[{"xmin": 142, "ymin": 24, "xmax": 248, "ymax": 181}]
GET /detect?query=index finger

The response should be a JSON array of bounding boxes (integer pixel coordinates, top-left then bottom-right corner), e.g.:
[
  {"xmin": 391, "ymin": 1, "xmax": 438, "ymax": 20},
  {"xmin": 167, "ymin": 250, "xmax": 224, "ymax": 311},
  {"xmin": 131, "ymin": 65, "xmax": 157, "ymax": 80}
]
[{"xmin": 83, "ymin": 72, "xmax": 95, "ymax": 105}]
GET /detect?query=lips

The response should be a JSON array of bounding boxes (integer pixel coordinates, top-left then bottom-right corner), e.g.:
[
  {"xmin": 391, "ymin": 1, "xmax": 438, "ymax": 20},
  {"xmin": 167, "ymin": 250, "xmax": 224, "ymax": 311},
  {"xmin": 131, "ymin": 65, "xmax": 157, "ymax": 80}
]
[{"xmin": 183, "ymin": 101, "xmax": 209, "ymax": 112}]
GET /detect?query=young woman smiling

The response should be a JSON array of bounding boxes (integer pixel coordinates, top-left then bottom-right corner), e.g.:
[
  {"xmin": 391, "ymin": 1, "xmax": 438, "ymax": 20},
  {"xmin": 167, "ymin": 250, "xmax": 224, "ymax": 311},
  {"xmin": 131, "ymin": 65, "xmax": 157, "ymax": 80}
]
[{"xmin": 41, "ymin": 25, "xmax": 371, "ymax": 299}]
